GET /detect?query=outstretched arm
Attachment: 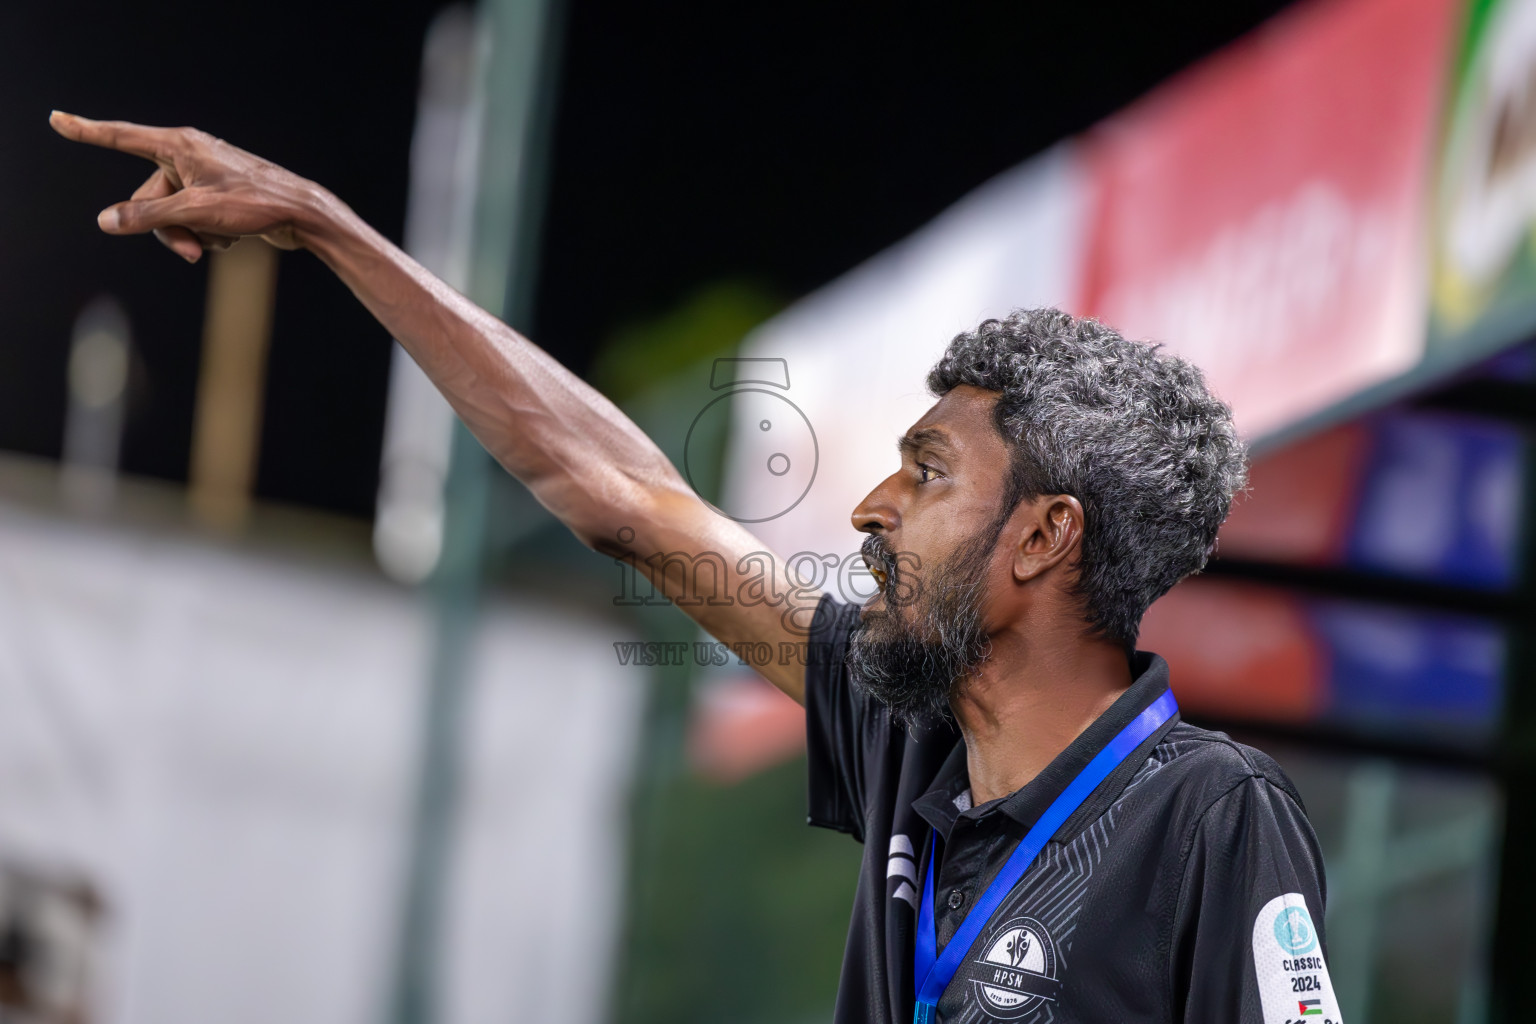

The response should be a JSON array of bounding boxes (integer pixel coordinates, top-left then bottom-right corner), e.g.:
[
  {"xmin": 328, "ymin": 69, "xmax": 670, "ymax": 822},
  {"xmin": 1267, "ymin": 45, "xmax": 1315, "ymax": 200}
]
[{"xmin": 50, "ymin": 111, "xmax": 820, "ymax": 701}]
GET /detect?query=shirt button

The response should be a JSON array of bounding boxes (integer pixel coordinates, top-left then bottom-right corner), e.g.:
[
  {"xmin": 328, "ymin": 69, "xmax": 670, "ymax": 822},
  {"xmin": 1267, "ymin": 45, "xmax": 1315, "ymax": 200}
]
[{"xmin": 947, "ymin": 889, "xmax": 965, "ymax": 910}]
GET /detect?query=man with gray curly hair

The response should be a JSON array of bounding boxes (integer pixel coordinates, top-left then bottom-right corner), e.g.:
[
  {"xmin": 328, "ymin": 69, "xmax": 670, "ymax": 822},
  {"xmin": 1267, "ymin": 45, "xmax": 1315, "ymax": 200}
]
[
  {"xmin": 825, "ymin": 310, "xmax": 1329, "ymax": 1024},
  {"xmin": 55, "ymin": 113, "xmax": 1332, "ymax": 1024}
]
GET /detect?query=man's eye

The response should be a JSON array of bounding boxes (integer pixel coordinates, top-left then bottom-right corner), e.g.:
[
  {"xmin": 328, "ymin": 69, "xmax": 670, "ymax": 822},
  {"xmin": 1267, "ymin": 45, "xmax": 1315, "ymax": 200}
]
[{"xmin": 917, "ymin": 463, "xmax": 936, "ymax": 484}]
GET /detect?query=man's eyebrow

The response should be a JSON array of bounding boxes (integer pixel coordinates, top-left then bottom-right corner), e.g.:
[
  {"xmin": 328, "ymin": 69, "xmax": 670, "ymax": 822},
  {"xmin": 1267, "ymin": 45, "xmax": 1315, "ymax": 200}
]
[{"xmin": 897, "ymin": 428, "xmax": 956, "ymax": 459}]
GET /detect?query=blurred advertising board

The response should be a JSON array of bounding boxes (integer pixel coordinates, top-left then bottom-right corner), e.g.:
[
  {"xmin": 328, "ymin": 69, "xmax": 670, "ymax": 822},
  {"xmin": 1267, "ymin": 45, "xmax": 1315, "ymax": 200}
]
[
  {"xmin": 1080, "ymin": 0, "xmax": 1459, "ymax": 439},
  {"xmin": 1143, "ymin": 406, "xmax": 1525, "ymax": 746},
  {"xmin": 1219, "ymin": 411, "xmax": 1525, "ymax": 590},
  {"xmin": 1138, "ymin": 578, "xmax": 1505, "ymax": 749},
  {"xmin": 1434, "ymin": 0, "xmax": 1536, "ymax": 355}
]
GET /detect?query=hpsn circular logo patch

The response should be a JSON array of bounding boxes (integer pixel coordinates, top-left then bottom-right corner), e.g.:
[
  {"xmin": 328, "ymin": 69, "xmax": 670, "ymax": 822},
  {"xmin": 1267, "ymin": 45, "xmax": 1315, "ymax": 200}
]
[{"xmin": 1273, "ymin": 904, "xmax": 1318, "ymax": 955}]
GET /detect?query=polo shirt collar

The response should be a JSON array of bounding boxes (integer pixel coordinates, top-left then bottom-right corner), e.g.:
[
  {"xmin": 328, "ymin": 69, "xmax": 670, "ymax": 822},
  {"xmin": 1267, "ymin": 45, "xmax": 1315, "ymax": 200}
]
[{"xmin": 912, "ymin": 652, "xmax": 1175, "ymax": 841}]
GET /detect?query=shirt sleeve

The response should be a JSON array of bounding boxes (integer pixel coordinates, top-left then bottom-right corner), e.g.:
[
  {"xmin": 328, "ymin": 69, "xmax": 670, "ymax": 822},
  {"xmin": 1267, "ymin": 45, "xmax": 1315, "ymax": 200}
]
[
  {"xmin": 1172, "ymin": 774, "xmax": 1339, "ymax": 1024},
  {"xmin": 803, "ymin": 595, "xmax": 874, "ymax": 842}
]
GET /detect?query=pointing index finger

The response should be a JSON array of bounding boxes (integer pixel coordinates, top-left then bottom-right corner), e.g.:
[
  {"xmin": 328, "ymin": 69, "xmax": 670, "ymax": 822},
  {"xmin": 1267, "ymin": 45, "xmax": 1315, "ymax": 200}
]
[{"xmin": 50, "ymin": 111, "xmax": 173, "ymax": 161}]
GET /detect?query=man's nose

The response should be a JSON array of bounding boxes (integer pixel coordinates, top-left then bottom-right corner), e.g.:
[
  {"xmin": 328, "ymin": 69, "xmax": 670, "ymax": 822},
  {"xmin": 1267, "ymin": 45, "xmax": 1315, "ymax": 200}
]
[{"xmin": 851, "ymin": 474, "xmax": 900, "ymax": 536}]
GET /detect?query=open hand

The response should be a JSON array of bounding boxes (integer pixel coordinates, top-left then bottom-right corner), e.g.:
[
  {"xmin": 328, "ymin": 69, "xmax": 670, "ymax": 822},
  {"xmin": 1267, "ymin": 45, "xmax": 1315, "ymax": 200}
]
[{"xmin": 50, "ymin": 111, "xmax": 326, "ymax": 263}]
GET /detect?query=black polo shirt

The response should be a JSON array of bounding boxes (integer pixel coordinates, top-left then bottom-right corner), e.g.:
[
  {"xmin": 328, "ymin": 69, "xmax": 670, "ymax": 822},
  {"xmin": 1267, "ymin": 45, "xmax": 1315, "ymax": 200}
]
[{"xmin": 805, "ymin": 596, "xmax": 1340, "ymax": 1024}]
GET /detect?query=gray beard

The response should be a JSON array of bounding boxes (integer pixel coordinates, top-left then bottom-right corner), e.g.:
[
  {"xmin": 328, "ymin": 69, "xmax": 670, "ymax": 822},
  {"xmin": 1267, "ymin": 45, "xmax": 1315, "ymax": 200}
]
[{"xmin": 847, "ymin": 517, "xmax": 1002, "ymax": 729}]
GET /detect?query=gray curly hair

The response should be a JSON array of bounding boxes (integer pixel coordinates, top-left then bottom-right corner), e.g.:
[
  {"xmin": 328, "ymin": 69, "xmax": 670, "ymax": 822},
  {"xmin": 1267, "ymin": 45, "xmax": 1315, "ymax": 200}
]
[{"xmin": 927, "ymin": 308, "xmax": 1248, "ymax": 647}]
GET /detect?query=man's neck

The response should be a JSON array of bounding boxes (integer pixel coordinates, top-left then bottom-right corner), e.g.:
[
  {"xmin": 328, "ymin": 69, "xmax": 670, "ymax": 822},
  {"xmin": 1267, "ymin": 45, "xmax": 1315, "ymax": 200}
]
[{"xmin": 953, "ymin": 631, "xmax": 1134, "ymax": 806}]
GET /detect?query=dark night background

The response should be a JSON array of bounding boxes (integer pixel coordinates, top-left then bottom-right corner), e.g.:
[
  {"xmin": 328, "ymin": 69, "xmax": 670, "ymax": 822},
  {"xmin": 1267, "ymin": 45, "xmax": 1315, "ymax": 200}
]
[{"xmin": 0, "ymin": 0, "xmax": 1295, "ymax": 519}]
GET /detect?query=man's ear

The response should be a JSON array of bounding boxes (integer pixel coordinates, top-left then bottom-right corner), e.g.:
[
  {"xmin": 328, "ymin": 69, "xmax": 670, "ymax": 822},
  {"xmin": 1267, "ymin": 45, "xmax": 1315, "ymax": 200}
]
[{"xmin": 1011, "ymin": 495, "xmax": 1085, "ymax": 584}]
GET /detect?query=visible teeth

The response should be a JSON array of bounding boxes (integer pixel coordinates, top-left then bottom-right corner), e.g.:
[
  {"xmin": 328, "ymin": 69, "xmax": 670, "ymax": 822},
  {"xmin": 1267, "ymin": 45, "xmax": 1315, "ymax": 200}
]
[{"xmin": 870, "ymin": 566, "xmax": 887, "ymax": 588}]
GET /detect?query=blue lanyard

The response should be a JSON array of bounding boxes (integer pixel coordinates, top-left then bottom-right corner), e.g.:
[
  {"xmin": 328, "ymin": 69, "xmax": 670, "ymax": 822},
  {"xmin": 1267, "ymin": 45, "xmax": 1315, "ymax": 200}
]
[{"xmin": 912, "ymin": 689, "xmax": 1178, "ymax": 1024}]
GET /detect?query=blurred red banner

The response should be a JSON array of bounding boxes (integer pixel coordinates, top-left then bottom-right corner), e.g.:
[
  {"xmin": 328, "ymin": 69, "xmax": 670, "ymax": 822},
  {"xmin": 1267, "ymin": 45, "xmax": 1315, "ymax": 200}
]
[{"xmin": 1080, "ymin": 0, "xmax": 1462, "ymax": 437}]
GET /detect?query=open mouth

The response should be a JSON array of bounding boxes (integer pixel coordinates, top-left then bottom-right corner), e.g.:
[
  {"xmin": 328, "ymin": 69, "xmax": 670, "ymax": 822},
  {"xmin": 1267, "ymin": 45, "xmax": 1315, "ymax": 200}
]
[
  {"xmin": 860, "ymin": 535, "xmax": 896, "ymax": 599},
  {"xmin": 861, "ymin": 550, "xmax": 890, "ymax": 596}
]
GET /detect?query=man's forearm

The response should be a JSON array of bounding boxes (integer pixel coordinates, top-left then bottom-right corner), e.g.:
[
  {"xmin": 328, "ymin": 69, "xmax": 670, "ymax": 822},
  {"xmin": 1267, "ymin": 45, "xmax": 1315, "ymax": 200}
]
[
  {"xmin": 297, "ymin": 189, "xmax": 688, "ymax": 548},
  {"xmin": 52, "ymin": 112, "xmax": 820, "ymax": 699},
  {"xmin": 44, "ymin": 112, "xmax": 691, "ymax": 551}
]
